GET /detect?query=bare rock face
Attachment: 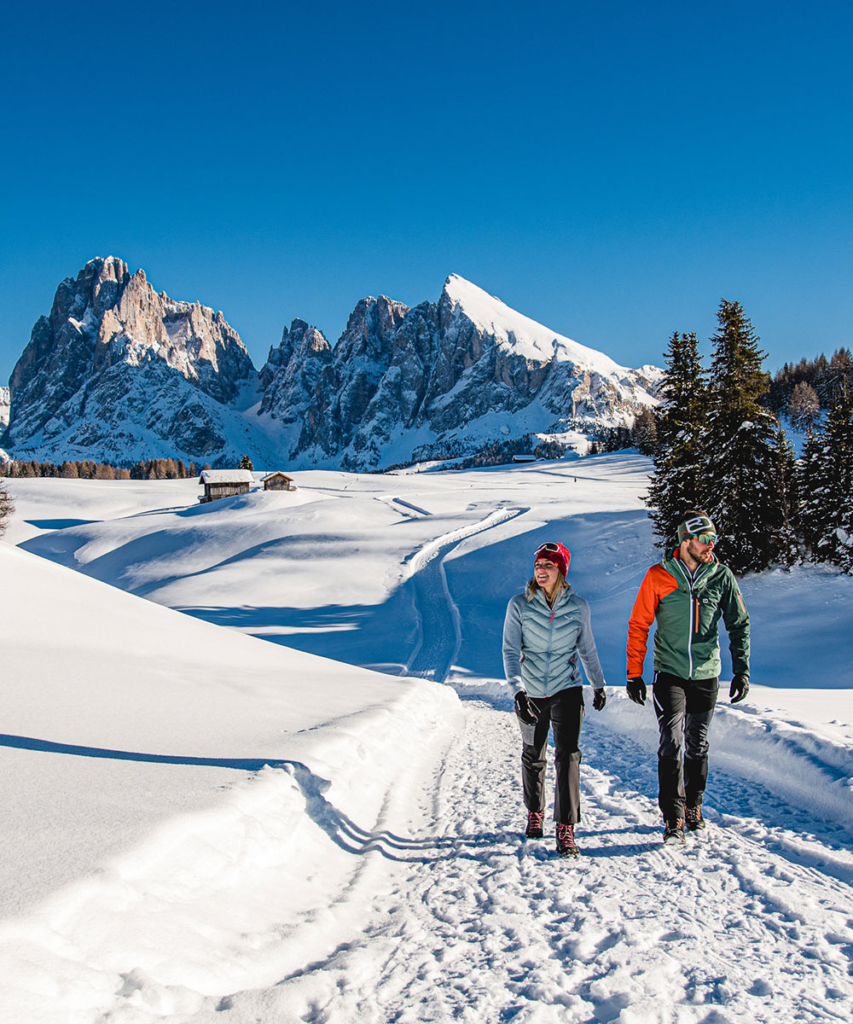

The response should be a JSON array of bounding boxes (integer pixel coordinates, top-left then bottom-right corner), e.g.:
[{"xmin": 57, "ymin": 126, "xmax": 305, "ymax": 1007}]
[{"xmin": 4, "ymin": 257, "xmax": 260, "ymax": 464}]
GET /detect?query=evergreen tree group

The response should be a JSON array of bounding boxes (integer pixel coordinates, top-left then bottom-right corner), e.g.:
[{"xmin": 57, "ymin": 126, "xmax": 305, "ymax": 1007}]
[
  {"xmin": 0, "ymin": 457, "xmax": 199, "ymax": 480},
  {"xmin": 769, "ymin": 348, "xmax": 852, "ymax": 414},
  {"xmin": 797, "ymin": 384, "xmax": 853, "ymax": 572},
  {"xmin": 644, "ymin": 300, "xmax": 853, "ymax": 575}
]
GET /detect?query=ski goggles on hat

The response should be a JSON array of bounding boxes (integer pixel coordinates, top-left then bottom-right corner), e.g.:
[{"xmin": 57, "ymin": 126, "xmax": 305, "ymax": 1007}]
[{"xmin": 678, "ymin": 514, "xmax": 716, "ymax": 540}]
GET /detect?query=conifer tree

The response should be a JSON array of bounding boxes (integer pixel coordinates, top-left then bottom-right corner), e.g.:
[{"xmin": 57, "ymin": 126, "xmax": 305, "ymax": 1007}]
[
  {"xmin": 796, "ymin": 427, "xmax": 829, "ymax": 555},
  {"xmin": 699, "ymin": 300, "xmax": 783, "ymax": 573},
  {"xmin": 814, "ymin": 384, "xmax": 853, "ymax": 570},
  {"xmin": 767, "ymin": 425, "xmax": 799, "ymax": 566},
  {"xmin": 646, "ymin": 331, "xmax": 708, "ymax": 546},
  {"xmin": 239, "ymin": 453, "xmax": 254, "ymax": 471}
]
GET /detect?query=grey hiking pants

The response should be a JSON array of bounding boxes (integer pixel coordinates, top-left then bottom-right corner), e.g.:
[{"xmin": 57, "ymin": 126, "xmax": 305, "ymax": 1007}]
[
  {"xmin": 653, "ymin": 671, "xmax": 718, "ymax": 821},
  {"xmin": 521, "ymin": 686, "xmax": 584, "ymax": 825}
]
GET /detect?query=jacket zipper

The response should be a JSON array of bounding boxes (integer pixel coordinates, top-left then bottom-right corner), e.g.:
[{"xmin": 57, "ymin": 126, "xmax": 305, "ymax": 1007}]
[{"xmin": 674, "ymin": 561, "xmax": 710, "ymax": 678}]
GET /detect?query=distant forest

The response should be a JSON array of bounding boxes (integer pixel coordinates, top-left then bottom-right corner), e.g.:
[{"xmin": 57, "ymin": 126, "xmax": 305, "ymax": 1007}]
[{"xmin": 0, "ymin": 458, "xmax": 201, "ymax": 480}]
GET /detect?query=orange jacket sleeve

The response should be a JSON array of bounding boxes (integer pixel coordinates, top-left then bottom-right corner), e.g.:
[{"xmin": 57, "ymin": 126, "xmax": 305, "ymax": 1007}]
[{"xmin": 626, "ymin": 565, "xmax": 676, "ymax": 678}]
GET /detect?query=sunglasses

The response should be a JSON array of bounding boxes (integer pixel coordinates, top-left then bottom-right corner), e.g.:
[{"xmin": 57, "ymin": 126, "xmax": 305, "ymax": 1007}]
[{"xmin": 693, "ymin": 533, "xmax": 717, "ymax": 545}]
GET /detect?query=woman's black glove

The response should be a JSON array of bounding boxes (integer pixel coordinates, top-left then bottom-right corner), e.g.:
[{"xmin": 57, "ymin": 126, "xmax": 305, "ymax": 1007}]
[
  {"xmin": 729, "ymin": 673, "xmax": 750, "ymax": 704},
  {"xmin": 514, "ymin": 690, "xmax": 538, "ymax": 725},
  {"xmin": 593, "ymin": 688, "xmax": 606, "ymax": 711},
  {"xmin": 626, "ymin": 677, "xmax": 647, "ymax": 705}
]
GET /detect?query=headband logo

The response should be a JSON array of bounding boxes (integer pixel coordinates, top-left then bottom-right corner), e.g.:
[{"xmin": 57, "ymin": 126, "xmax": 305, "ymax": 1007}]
[{"xmin": 684, "ymin": 516, "xmax": 707, "ymax": 534}]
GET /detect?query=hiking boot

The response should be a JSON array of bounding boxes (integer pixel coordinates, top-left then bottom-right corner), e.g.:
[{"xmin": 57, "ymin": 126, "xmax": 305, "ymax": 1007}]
[
  {"xmin": 663, "ymin": 818, "xmax": 686, "ymax": 845},
  {"xmin": 556, "ymin": 822, "xmax": 579, "ymax": 858},
  {"xmin": 525, "ymin": 810, "xmax": 544, "ymax": 839},
  {"xmin": 685, "ymin": 806, "xmax": 706, "ymax": 831}
]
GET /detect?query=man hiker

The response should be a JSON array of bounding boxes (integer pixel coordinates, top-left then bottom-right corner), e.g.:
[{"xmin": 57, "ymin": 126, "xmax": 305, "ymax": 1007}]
[{"xmin": 626, "ymin": 511, "xmax": 750, "ymax": 845}]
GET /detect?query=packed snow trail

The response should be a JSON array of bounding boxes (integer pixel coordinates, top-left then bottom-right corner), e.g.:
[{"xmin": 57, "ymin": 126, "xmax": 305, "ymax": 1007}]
[
  {"xmin": 405, "ymin": 508, "xmax": 526, "ymax": 682},
  {"xmin": 182, "ymin": 700, "xmax": 853, "ymax": 1023}
]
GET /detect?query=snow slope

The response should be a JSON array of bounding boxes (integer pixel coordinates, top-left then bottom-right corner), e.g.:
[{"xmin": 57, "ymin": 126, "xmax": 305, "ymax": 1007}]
[
  {"xmin": 444, "ymin": 275, "xmax": 654, "ymax": 377},
  {"xmin": 2, "ymin": 457, "xmax": 853, "ymax": 1023}
]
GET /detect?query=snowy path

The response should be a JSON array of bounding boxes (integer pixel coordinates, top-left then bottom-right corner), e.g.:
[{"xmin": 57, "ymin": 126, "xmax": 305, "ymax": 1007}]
[
  {"xmin": 405, "ymin": 508, "xmax": 526, "ymax": 682},
  {"xmin": 202, "ymin": 701, "xmax": 853, "ymax": 1023}
]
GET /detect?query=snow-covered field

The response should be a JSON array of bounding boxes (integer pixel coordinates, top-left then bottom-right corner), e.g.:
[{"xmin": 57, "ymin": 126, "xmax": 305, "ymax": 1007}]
[{"xmin": 2, "ymin": 455, "xmax": 853, "ymax": 1023}]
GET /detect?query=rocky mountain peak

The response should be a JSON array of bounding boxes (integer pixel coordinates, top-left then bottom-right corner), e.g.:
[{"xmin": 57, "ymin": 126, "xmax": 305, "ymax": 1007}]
[{"xmin": 4, "ymin": 257, "xmax": 258, "ymax": 462}]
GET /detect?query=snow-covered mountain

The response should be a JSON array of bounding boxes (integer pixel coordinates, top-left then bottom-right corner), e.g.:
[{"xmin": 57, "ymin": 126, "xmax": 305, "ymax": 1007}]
[
  {"xmin": 1, "ymin": 257, "xmax": 284, "ymax": 466},
  {"xmin": 258, "ymin": 275, "xmax": 662, "ymax": 469},
  {"xmin": 0, "ymin": 385, "xmax": 9, "ymax": 430},
  {"xmin": 3, "ymin": 260, "xmax": 662, "ymax": 468}
]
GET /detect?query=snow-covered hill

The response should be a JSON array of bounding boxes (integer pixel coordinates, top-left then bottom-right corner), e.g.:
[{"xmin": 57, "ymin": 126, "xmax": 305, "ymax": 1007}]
[{"xmin": 2, "ymin": 457, "xmax": 853, "ymax": 1023}]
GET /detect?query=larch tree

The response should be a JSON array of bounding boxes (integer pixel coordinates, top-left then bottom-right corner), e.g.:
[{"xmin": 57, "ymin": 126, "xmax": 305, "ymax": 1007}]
[{"xmin": 788, "ymin": 381, "xmax": 821, "ymax": 432}]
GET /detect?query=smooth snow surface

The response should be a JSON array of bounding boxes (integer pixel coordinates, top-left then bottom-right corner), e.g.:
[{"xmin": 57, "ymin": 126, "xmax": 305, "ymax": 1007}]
[
  {"xmin": 444, "ymin": 275, "xmax": 634, "ymax": 375},
  {"xmin": 2, "ymin": 457, "xmax": 853, "ymax": 1023}
]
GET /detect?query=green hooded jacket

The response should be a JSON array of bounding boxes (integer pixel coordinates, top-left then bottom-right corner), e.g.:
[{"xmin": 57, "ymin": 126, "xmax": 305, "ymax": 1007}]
[{"xmin": 627, "ymin": 550, "xmax": 750, "ymax": 681}]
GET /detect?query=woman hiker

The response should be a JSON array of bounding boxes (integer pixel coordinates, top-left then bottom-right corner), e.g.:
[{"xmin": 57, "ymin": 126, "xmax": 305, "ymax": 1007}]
[{"xmin": 502, "ymin": 541, "xmax": 607, "ymax": 857}]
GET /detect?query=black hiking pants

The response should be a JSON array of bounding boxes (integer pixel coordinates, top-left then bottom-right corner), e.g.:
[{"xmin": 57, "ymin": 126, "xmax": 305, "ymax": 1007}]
[
  {"xmin": 653, "ymin": 671, "xmax": 718, "ymax": 822},
  {"xmin": 521, "ymin": 686, "xmax": 584, "ymax": 825}
]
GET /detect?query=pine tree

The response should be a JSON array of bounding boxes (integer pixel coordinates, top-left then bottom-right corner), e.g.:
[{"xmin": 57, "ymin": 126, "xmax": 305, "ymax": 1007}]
[
  {"xmin": 700, "ymin": 300, "xmax": 784, "ymax": 574},
  {"xmin": 767, "ymin": 425, "xmax": 799, "ymax": 566},
  {"xmin": 239, "ymin": 453, "xmax": 254, "ymax": 471},
  {"xmin": 815, "ymin": 384, "xmax": 853, "ymax": 571},
  {"xmin": 796, "ymin": 427, "xmax": 829, "ymax": 555},
  {"xmin": 631, "ymin": 407, "xmax": 658, "ymax": 455},
  {"xmin": 646, "ymin": 331, "xmax": 708, "ymax": 546}
]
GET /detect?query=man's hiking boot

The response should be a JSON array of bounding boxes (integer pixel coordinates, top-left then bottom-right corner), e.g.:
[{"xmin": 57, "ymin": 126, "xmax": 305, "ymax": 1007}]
[
  {"xmin": 685, "ymin": 806, "xmax": 706, "ymax": 832},
  {"xmin": 525, "ymin": 810, "xmax": 544, "ymax": 839},
  {"xmin": 556, "ymin": 822, "xmax": 579, "ymax": 858},
  {"xmin": 663, "ymin": 818, "xmax": 686, "ymax": 845}
]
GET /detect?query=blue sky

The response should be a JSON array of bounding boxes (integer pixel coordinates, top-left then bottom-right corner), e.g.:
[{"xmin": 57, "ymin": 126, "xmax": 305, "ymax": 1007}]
[{"xmin": 1, "ymin": 1, "xmax": 850, "ymax": 383}]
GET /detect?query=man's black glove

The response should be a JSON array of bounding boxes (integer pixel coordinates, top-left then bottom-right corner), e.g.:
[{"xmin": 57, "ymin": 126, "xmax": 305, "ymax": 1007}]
[
  {"xmin": 626, "ymin": 677, "xmax": 646, "ymax": 706},
  {"xmin": 593, "ymin": 688, "xmax": 607, "ymax": 711},
  {"xmin": 514, "ymin": 690, "xmax": 538, "ymax": 725},
  {"xmin": 730, "ymin": 673, "xmax": 750, "ymax": 704}
]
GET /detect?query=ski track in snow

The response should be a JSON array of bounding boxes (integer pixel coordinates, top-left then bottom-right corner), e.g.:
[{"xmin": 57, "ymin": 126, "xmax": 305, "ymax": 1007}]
[{"xmin": 405, "ymin": 507, "xmax": 527, "ymax": 683}]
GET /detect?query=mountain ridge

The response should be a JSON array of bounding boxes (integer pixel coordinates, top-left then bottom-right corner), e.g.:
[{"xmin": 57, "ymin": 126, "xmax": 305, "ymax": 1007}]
[{"xmin": 2, "ymin": 259, "xmax": 662, "ymax": 469}]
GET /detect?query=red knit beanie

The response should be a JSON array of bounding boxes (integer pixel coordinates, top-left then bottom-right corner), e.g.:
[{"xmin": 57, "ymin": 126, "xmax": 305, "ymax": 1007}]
[{"xmin": 534, "ymin": 542, "xmax": 571, "ymax": 578}]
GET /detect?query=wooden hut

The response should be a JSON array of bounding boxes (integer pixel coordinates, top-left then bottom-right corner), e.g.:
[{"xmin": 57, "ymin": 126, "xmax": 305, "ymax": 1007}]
[
  {"xmin": 198, "ymin": 469, "xmax": 254, "ymax": 503},
  {"xmin": 262, "ymin": 471, "xmax": 296, "ymax": 492}
]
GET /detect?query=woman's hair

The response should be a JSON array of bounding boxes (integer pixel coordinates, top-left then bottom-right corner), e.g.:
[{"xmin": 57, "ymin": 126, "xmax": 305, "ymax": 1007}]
[{"xmin": 526, "ymin": 571, "xmax": 568, "ymax": 600}]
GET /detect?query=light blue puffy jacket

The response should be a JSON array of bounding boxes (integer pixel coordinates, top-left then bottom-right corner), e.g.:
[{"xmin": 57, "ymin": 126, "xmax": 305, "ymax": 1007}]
[{"xmin": 502, "ymin": 582, "xmax": 606, "ymax": 698}]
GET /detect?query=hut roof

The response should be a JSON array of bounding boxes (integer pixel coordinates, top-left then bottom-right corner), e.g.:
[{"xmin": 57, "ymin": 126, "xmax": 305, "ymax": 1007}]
[
  {"xmin": 199, "ymin": 469, "xmax": 255, "ymax": 485},
  {"xmin": 261, "ymin": 471, "xmax": 294, "ymax": 482}
]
